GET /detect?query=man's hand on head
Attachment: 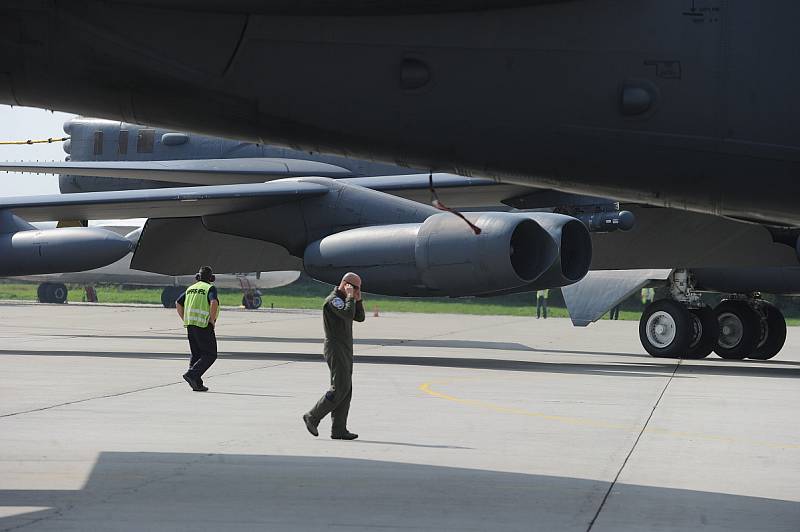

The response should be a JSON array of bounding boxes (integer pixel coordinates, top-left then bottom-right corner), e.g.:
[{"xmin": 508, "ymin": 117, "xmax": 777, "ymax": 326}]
[{"xmin": 344, "ymin": 284, "xmax": 355, "ymax": 298}]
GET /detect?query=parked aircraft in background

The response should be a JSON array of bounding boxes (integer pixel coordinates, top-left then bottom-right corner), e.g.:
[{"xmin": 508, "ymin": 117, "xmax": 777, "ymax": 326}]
[{"xmin": 15, "ymin": 222, "xmax": 299, "ymax": 308}]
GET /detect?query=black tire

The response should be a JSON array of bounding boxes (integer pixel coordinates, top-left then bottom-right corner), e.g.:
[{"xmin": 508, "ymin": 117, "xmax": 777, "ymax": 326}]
[
  {"xmin": 686, "ymin": 306, "xmax": 718, "ymax": 359},
  {"xmin": 714, "ymin": 300, "xmax": 760, "ymax": 360},
  {"xmin": 750, "ymin": 304, "xmax": 786, "ymax": 360},
  {"xmin": 37, "ymin": 283, "xmax": 50, "ymax": 303},
  {"xmin": 161, "ymin": 287, "xmax": 178, "ymax": 308},
  {"xmin": 639, "ymin": 299, "xmax": 692, "ymax": 358},
  {"xmin": 242, "ymin": 292, "xmax": 263, "ymax": 310},
  {"xmin": 50, "ymin": 283, "xmax": 68, "ymax": 304}
]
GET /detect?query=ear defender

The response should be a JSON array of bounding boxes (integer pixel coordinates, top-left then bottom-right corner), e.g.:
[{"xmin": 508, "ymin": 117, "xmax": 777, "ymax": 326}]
[{"xmin": 196, "ymin": 266, "xmax": 214, "ymax": 283}]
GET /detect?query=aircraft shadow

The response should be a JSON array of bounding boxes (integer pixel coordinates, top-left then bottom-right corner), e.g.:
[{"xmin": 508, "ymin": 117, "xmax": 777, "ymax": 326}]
[
  {"xmin": 1, "ymin": 349, "xmax": 798, "ymax": 380},
  {"xmin": 0, "ymin": 452, "xmax": 796, "ymax": 531},
  {"xmin": 49, "ymin": 333, "xmax": 648, "ymax": 358}
]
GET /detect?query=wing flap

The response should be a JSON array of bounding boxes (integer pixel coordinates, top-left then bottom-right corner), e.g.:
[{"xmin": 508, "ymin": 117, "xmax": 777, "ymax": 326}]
[{"xmin": 131, "ymin": 217, "xmax": 302, "ymax": 275}]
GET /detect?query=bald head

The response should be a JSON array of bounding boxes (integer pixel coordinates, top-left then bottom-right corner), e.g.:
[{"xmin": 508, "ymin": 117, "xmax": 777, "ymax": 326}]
[
  {"xmin": 341, "ymin": 272, "xmax": 361, "ymax": 287},
  {"xmin": 338, "ymin": 272, "xmax": 363, "ymax": 300}
]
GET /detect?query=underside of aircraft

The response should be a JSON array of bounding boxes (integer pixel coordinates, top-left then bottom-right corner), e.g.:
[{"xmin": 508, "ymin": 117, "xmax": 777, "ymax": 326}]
[{"xmin": 1, "ymin": 2, "xmax": 799, "ymax": 224}]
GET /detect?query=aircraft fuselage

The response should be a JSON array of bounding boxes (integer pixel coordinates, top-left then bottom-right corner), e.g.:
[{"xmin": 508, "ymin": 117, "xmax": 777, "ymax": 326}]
[{"xmin": 1, "ymin": 1, "xmax": 797, "ymax": 224}]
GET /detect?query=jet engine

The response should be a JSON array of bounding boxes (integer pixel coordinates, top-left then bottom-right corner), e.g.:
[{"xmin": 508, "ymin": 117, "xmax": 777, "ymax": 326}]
[
  {"xmin": 303, "ymin": 212, "xmax": 592, "ymax": 297},
  {"xmin": 0, "ymin": 224, "xmax": 133, "ymax": 276}
]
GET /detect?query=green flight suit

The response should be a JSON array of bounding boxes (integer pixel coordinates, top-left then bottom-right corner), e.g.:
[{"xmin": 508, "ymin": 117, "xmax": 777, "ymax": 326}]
[{"xmin": 307, "ymin": 289, "xmax": 365, "ymax": 436}]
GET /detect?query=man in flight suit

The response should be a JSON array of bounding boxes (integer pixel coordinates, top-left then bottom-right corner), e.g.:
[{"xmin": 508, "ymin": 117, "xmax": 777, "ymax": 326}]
[
  {"xmin": 176, "ymin": 266, "xmax": 220, "ymax": 392},
  {"xmin": 303, "ymin": 272, "xmax": 365, "ymax": 440}
]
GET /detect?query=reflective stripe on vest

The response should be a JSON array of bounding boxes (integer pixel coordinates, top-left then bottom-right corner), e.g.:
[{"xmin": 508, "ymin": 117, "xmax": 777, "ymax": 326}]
[{"xmin": 183, "ymin": 281, "xmax": 215, "ymax": 328}]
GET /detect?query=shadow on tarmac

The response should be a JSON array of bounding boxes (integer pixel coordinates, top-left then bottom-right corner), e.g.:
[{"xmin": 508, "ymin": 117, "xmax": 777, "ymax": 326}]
[
  {"xmin": 1, "ymin": 452, "xmax": 797, "ymax": 531},
  {"xmin": 207, "ymin": 391, "xmax": 292, "ymax": 398},
  {"xmin": 47, "ymin": 333, "xmax": 648, "ymax": 358},
  {"xmin": 1, "ymin": 349, "xmax": 798, "ymax": 380}
]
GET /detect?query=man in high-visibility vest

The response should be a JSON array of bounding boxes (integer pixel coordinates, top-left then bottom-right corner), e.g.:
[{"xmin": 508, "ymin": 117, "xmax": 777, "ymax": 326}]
[
  {"xmin": 536, "ymin": 289, "xmax": 549, "ymax": 319},
  {"xmin": 176, "ymin": 266, "xmax": 220, "ymax": 392}
]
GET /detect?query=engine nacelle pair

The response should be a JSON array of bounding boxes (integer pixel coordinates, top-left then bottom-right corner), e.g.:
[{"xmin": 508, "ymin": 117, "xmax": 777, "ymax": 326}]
[{"xmin": 303, "ymin": 211, "xmax": 591, "ymax": 297}]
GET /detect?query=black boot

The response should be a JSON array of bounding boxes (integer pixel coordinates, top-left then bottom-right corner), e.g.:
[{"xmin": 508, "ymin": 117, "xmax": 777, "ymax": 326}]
[
  {"xmin": 331, "ymin": 431, "xmax": 358, "ymax": 440},
  {"xmin": 182, "ymin": 372, "xmax": 207, "ymax": 392}
]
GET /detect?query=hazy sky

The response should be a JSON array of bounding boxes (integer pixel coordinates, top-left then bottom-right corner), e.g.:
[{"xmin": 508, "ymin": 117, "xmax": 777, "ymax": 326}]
[{"xmin": 0, "ymin": 105, "xmax": 77, "ymax": 197}]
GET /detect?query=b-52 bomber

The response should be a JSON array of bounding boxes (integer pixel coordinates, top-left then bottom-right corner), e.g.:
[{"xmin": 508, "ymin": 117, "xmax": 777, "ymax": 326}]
[{"xmin": 3, "ymin": 117, "xmax": 800, "ymax": 361}]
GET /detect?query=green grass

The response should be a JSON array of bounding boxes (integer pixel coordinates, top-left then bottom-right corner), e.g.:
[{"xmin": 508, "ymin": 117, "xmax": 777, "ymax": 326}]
[
  {"xmin": 0, "ymin": 281, "xmax": 607, "ymax": 318},
  {"xmin": 3, "ymin": 280, "xmax": 799, "ymax": 324}
]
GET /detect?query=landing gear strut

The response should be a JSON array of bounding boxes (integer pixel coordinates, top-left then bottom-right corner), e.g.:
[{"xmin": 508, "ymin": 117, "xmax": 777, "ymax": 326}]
[{"xmin": 37, "ymin": 282, "xmax": 68, "ymax": 304}]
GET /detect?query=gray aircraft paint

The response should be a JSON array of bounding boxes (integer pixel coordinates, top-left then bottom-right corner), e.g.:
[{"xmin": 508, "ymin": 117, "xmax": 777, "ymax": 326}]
[
  {"xmin": 0, "ymin": 176, "xmax": 593, "ymax": 297},
  {"xmin": 5, "ymin": 118, "xmax": 800, "ymax": 280},
  {"xmin": 0, "ymin": 211, "xmax": 132, "ymax": 276},
  {"xmin": 1, "ymin": 2, "xmax": 799, "ymax": 225}
]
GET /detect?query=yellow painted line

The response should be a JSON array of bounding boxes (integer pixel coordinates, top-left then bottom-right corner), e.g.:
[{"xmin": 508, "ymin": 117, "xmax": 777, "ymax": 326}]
[{"xmin": 419, "ymin": 379, "xmax": 800, "ymax": 450}]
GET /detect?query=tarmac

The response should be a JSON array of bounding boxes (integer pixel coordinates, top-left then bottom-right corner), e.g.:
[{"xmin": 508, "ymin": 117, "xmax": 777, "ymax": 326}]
[{"xmin": 0, "ymin": 301, "xmax": 798, "ymax": 531}]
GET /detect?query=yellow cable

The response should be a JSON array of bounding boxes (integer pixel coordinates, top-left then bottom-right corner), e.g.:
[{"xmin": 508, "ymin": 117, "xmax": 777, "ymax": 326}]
[{"xmin": 0, "ymin": 136, "xmax": 70, "ymax": 145}]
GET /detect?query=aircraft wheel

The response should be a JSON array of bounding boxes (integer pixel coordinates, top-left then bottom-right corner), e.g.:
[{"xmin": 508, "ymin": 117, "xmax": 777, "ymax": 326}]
[
  {"xmin": 161, "ymin": 287, "xmax": 180, "ymax": 308},
  {"xmin": 37, "ymin": 283, "xmax": 51, "ymax": 303},
  {"xmin": 49, "ymin": 283, "xmax": 68, "ymax": 304},
  {"xmin": 639, "ymin": 299, "xmax": 691, "ymax": 358},
  {"xmin": 685, "ymin": 306, "xmax": 718, "ymax": 359},
  {"xmin": 714, "ymin": 300, "xmax": 760, "ymax": 360},
  {"xmin": 242, "ymin": 291, "xmax": 263, "ymax": 310},
  {"xmin": 750, "ymin": 304, "xmax": 786, "ymax": 360}
]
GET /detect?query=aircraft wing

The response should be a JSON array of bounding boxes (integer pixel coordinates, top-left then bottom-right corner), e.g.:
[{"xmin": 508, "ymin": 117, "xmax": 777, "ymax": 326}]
[
  {"xmin": 561, "ymin": 269, "xmax": 673, "ymax": 326},
  {"xmin": 0, "ymin": 180, "xmax": 329, "ymax": 222},
  {"xmin": 342, "ymin": 174, "xmax": 496, "ymax": 190},
  {"xmin": 0, "ymin": 158, "xmax": 353, "ymax": 185}
]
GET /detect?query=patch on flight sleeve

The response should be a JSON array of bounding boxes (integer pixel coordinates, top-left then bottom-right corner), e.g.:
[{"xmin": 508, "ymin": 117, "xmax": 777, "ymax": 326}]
[{"xmin": 331, "ymin": 297, "xmax": 345, "ymax": 310}]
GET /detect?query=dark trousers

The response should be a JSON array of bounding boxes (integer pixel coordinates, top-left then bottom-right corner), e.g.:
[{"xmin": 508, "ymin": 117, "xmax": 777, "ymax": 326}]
[
  {"xmin": 536, "ymin": 296, "xmax": 548, "ymax": 319},
  {"xmin": 610, "ymin": 305, "xmax": 621, "ymax": 320},
  {"xmin": 186, "ymin": 325, "xmax": 217, "ymax": 381},
  {"xmin": 307, "ymin": 351, "xmax": 353, "ymax": 436}
]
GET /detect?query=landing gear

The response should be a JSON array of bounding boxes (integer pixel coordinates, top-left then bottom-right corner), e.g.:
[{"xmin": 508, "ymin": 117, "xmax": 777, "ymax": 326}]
[
  {"xmin": 639, "ymin": 299, "xmax": 691, "ymax": 358},
  {"xmin": 636, "ymin": 269, "xmax": 788, "ymax": 360},
  {"xmin": 161, "ymin": 286, "xmax": 186, "ymax": 308},
  {"xmin": 751, "ymin": 303, "xmax": 786, "ymax": 360},
  {"xmin": 713, "ymin": 300, "xmax": 760, "ymax": 360},
  {"xmin": 242, "ymin": 290, "xmax": 262, "ymax": 310},
  {"xmin": 37, "ymin": 282, "xmax": 68, "ymax": 304},
  {"xmin": 686, "ymin": 306, "xmax": 718, "ymax": 359}
]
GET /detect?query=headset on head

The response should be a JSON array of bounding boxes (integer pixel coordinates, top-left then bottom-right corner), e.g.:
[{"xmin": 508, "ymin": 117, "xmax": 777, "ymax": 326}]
[{"xmin": 196, "ymin": 266, "xmax": 215, "ymax": 283}]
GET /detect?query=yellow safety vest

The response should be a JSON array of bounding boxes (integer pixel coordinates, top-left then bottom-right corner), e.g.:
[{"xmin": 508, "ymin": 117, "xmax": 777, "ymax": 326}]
[{"xmin": 183, "ymin": 281, "xmax": 217, "ymax": 328}]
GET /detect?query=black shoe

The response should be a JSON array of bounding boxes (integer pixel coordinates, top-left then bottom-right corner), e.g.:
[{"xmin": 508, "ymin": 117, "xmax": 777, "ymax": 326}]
[
  {"xmin": 182, "ymin": 372, "xmax": 205, "ymax": 392},
  {"xmin": 331, "ymin": 431, "xmax": 358, "ymax": 440},
  {"xmin": 303, "ymin": 414, "xmax": 319, "ymax": 437}
]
